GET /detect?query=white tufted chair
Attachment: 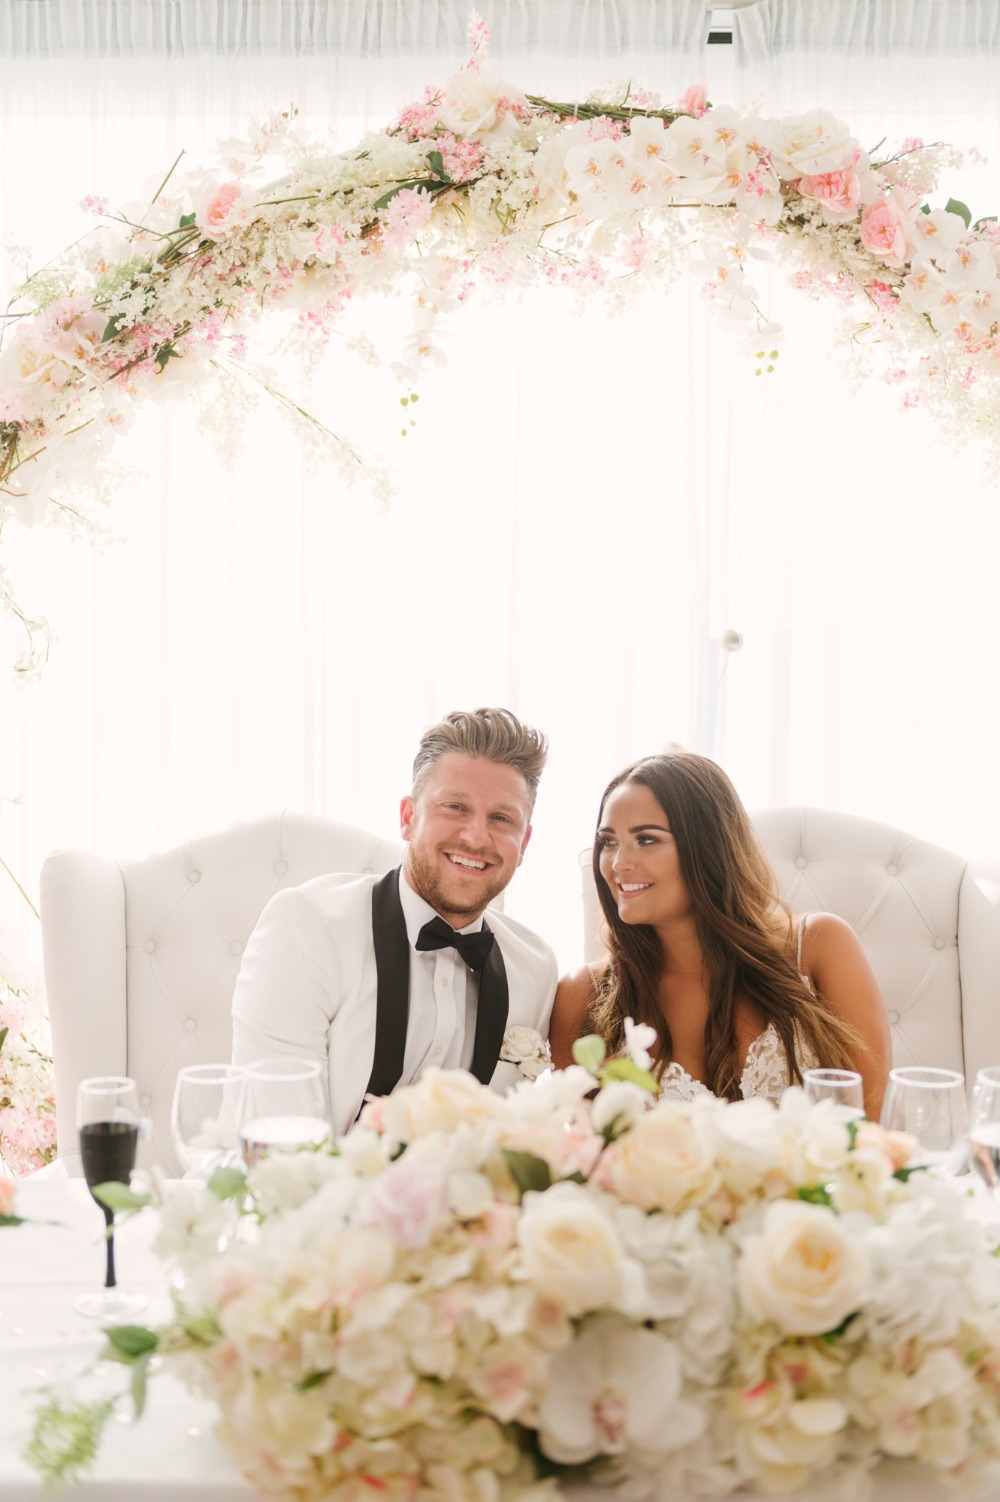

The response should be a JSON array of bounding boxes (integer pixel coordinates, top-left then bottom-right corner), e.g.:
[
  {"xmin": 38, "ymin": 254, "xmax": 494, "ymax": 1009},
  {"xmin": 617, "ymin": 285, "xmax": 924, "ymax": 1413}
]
[
  {"xmin": 580, "ymin": 806, "xmax": 1000, "ymax": 1081},
  {"xmin": 39, "ymin": 812, "xmax": 403, "ymax": 1175}
]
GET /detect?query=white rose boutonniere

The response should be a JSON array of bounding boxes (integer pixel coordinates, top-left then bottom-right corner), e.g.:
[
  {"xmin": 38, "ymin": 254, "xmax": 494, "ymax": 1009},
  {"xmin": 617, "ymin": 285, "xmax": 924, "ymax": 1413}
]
[{"xmin": 500, "ymin": 1024, "xmax": 550, "ymax": 1080}]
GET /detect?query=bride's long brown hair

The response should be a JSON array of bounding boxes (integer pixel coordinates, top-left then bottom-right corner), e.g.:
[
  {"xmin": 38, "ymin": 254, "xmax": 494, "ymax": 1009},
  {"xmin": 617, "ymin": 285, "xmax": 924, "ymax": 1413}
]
[{"xmin": 589, "ymin": 753, "xmax": 862, "ymax": 1099}]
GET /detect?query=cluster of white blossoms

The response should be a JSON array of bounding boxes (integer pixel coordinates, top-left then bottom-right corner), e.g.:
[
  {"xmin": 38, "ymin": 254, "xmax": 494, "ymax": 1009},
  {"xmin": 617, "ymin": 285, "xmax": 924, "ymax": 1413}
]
[
  {"xmin": 129, "ymin": 1053, "xmax": 1000, "ymax": 1502},
  {"xmin": 1, "ymin": 13, "xmax": 997, "ymax": 668}
]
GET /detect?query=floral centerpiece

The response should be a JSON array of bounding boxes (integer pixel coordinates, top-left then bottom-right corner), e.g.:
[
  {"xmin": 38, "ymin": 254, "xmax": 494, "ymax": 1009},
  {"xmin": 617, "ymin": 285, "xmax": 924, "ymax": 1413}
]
[
  {"xmin": 0, "ymin": 14, "xmax": 997, "ymax": 670},
  {"xmin": 27, "ymin": 1028, "xmax": 1000, "ymax": 1501}
]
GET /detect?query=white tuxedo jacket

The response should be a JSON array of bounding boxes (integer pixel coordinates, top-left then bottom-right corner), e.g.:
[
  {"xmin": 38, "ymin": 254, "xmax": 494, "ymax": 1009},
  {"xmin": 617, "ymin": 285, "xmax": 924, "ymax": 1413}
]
[{"xmin": 231, "ymin": 870, "xmax": 558, "ymax": 1135}]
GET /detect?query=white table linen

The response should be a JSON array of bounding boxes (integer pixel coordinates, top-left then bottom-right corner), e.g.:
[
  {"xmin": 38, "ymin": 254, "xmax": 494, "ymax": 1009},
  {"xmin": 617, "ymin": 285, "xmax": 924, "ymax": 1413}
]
[{"xmin": 1, "ymin": 1167, "xmax": 998, "ymax": 1502}]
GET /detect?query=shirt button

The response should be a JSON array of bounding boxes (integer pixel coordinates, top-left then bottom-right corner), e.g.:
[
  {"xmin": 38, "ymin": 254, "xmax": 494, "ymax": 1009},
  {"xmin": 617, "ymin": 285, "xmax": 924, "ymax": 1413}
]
[{"xmin": 183, "ymin": 1018, "xmax": 197, "ymax": 1033}]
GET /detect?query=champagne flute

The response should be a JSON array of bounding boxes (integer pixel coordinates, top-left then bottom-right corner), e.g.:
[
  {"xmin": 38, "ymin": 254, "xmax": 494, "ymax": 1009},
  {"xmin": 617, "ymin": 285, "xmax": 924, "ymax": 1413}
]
[
  {"xmin": 803, "ymin": 1068, "xmax": 865, "ymax": 1112},
  {"xmin": 968, "ymin": 1066, "xmax": 1000, "ymax": 1194},
  {"xmin": 880, "ymin": 1066, "xmax": 970, "ymax": 1177},
  {"xmin": 76, "ymin": 1075, "xmax": 148, "ymax": 1319},
  {"xmin": 171, "ymin": 1063, "xmax": 245, "ymax": 1178},
  {"xmin": 238, "ymin": 1058, "xmax": 331, "ymax": 1168}
]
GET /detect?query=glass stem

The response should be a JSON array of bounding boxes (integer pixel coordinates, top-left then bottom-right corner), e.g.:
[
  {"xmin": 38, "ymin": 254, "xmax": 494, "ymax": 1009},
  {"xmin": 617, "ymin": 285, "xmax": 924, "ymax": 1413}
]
[{"xmin": 104, "ymin": 1209, "xmax": 117, "ymax": 1288}]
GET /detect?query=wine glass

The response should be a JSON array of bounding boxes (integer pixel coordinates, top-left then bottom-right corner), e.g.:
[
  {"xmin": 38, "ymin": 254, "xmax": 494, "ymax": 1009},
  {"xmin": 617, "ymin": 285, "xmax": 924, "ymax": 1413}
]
[
  {"xmin": 171, "ymin": 1063, "xmax": 245, "ymax": 1178},
  {"xmin": 880, "ymin": 1066, "xmax": 970, "ymax": 1177},
  {"xmin": 803, "ymin": 1068, "xmax": 865, "ymax": 1112},
  {"xmin": 968, "ymin": 1066, "xmax": 1000, "ymax": 1194},
  {"xmin": 76, "ymin": 1075, "xmax": 148, "ymax": 1319},
  {"xmin": 237, "ymin": 1058, "xmax": 331, "ymax": 1168}
]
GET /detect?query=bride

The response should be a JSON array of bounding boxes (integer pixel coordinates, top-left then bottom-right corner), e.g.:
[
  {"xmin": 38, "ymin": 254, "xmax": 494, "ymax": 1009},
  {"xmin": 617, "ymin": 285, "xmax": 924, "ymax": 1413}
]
[{"xmin": 550, "ymin": 753, "xmax": 892, "ymax": 1119}]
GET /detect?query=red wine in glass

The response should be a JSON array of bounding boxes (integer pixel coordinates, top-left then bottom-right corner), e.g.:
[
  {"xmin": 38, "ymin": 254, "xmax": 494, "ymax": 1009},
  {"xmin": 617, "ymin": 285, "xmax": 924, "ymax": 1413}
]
[{"xmin": 75, "ymin": 1077, "xmax": 147, "ymax": 1319}]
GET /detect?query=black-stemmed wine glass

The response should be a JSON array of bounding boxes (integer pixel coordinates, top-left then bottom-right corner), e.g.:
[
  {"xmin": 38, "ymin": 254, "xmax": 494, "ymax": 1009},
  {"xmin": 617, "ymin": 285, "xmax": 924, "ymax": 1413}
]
[{"xmin": 76, "ymin": 1075, "xmax": 148, "ymax": 1319}]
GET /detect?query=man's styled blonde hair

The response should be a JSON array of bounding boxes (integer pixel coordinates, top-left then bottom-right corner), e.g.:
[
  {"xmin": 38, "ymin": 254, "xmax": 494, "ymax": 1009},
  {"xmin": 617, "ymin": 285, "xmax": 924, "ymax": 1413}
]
[{"xmin": 411, "ymin": 707, "xmax": 548, "ymax": 814}]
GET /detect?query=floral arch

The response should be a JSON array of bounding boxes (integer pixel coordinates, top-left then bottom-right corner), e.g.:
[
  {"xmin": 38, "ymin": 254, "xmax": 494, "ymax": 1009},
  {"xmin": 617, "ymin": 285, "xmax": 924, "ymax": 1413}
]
[{"xmin": 0, "ymin": 14, "xmax": 997, "ymax": 670}]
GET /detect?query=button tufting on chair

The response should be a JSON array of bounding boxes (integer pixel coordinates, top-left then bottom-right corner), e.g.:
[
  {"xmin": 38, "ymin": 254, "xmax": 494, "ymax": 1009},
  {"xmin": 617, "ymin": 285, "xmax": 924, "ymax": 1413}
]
[
  {"xmin": 794, "ymin": 855, "xmax": 808, "ymax": 869},
  {"xmin": 39, "ymin": 811, "xmax": 405, "ymax": 1176},
  {"xmin": 886, "ymin": 863, "xmax": 898, "ymax": 876}
]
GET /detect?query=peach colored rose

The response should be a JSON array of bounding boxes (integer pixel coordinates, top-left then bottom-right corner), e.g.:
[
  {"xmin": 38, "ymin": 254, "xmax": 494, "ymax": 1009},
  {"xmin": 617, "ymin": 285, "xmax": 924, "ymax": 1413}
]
[
  {"xmin": 0, "ymin": 1179, "xmax": 18, "ymax": 1216},
  {"xmin": 797, "ymin": 165, "xmax": 861, "ymax": 221},
  {"xmin": 676, "ymin": 83, "xmax": 708, "ymax": 116},
  {"xmin": 860, "ymin": 196, "xmax": 910, "ymax": 269},
  {"xmin": 193, "ymin": 181, "xmax": 245, "ymax": 242}
]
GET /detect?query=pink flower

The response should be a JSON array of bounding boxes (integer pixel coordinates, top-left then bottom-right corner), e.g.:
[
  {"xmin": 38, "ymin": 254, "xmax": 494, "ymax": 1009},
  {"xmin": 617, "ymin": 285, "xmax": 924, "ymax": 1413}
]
[
  {"xmin": 380, "ymin": 187, "xmax": 434, "ymax": 251},
  {"xmin": 676, "ymin": 83, "xmax": 708, "ymax": 117},
  {"xmin": 365, "ymin": 1156, "xmax": 448, "ymax": 1248},
  {"xmin": 797, "ymin": 164, "xmax": 861, "ymax": 221},
  {"xmin": 860, "ymin": 196, "xmax": 910, "ymax": 269},
  {"xmin": 0, "ymin": 1179, "xmax": 17, "ymax": 1216},
  {"xmin": 193, "ymin": 181, "xmax": 245, "ymax": 243}
]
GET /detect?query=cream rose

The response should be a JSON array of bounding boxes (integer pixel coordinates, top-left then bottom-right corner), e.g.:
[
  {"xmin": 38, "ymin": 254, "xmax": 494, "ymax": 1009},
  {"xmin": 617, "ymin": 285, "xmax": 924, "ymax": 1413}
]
[
  {"xmin": 738, "ymin": 1200, "xmax": 869, "ymax": 1336},
  {"xmin": 602, "ymin": 1102, "xmax": 718, "ymax": 1212},
  {"xmin": 437, "ymin": 62, "xmax": 528, "ymax": 141},
  {"xmin": 500, "ymin": 1024, "xmax": 548, "ymax": 1079},
  {"xmin": 379, "ymin": 1066, "xmax": 503, "ymax": 1142},
  {"xmin": 517, "ymin": 1181, "xmax": 629, "ymax": 1316}
]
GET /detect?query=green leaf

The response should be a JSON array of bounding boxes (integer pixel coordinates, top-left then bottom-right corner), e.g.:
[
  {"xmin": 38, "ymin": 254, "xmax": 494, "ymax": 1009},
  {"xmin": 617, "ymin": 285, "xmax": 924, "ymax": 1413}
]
[
  {"xmin": 974, "ymin": 214, "xmax": 998, "ymax": 231},
  {"xmin": 153, "ymin": 344, "xmax": 175, "ymax": 372},
  {"xmin": 178, "ymin": 212, "xmax": 197, "ymax": 229},
  {"xmin": 0, "ymin": 1025, "xmax": 8, "ymax": 1054},
  {"xmin": 600, "ymin": 1058, "xmax": 658, "ymax": 1092},
  {"xmin": 182, "ymin": 1312, "xmax": 223, "ymax": 1347},
  {"xmin": 103, "ymin": 1324, "xmax": 160, "ymax": 1363},
  {"xmin": 794, "ymin": 1184, "xmax": 833, "ymax": 1207},
  {"xmin": 207, "ymin": 1165, "xmax": 247, "ymax": 1201},
  {"xmin": 130, "ymin": 1357, "xmax": 151, "ymax": 1417},
  {"xmin": 101, "ymin": 314, "xmax": 127, "ymax": 342},
  {"xmin": 0, "ymin": 1213, "xmax": 25, "ymax": 1227},
  {"xmin": 372, "ymin": 180, "xmax": 425, "ymax": 211},
  {"xmin": 945, "ymin": 197, "xmax": 972, "ymax": 228},
  {"xmin": 92, "ymin": 1182, "xmax": 152, "ymax": 1214},
  {"xmin": 297, "ymin": 1369, "xmax": 332, "ymax": 1392},
  {"xmin": 502, "ymin": 1148, "xmax": 553, "ymax": 1197},
  {"xmin": 572, "ymin": 1035, "xmax": 606, "ymax": 1074},
  {"xmin": 426, "ymin": 150, "xmax": 447, "ymax": 180}
]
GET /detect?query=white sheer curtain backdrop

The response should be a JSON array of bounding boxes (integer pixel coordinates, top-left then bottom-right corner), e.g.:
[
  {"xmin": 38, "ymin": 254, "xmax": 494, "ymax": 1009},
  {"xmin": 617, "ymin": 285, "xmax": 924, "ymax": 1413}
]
[
  {"xmin": 718, "ymin": 0, "xmax": 1000, "ymax": 856},
  {"xmin": 0, "ymin": 0, "xmax": 714, "ymax": 971}
]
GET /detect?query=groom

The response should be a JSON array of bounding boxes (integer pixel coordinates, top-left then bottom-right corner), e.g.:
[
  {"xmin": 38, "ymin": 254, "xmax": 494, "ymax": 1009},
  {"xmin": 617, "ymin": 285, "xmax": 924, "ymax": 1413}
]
[{"xmin": 231, "ymin": 707, "xmax": 558, "ymax": 1134}]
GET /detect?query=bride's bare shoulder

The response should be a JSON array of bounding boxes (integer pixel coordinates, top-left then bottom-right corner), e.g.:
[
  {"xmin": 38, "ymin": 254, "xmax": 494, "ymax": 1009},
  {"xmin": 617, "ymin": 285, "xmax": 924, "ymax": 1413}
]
[{"xmin": 550, "ymin": 961, "xmax": 609, "ymax": 1068}]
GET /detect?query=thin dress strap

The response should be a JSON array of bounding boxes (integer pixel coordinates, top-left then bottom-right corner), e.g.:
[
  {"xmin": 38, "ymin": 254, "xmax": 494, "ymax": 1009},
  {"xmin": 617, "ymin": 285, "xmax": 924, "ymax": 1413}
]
[{"xmin": 796, "ymin": 914, "xmax": 810, "ymax": 977}]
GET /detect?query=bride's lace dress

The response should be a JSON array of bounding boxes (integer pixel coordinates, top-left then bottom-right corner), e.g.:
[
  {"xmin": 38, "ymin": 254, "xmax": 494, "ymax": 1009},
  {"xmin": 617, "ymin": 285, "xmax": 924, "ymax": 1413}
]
[{"xmin": 658, "ymin": 1022, "xmax": 820, "ymax": 1104}]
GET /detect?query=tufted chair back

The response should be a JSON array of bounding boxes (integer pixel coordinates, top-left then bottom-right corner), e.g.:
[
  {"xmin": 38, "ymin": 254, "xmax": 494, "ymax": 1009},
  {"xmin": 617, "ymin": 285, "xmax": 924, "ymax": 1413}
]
[
  {"xmin": 580, "ymin": 806, "xmax": 1000, "ymax": 1082},
  {"xmin": 40, "ymin": 812, "xmax": 403, "ymax": 1175}
]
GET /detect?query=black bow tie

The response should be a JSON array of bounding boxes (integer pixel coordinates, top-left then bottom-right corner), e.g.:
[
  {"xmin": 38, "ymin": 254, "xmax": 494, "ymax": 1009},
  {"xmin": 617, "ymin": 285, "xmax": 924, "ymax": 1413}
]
[{"xmin": 416, "ymin": 916, "xmax": 495, "ymax": 972}]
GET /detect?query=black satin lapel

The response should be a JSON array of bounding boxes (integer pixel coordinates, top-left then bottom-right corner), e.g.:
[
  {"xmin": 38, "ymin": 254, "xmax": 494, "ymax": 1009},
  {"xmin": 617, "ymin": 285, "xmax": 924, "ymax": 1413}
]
[
  {"xmin": 365, "ymin": 868, "xmax": 411, "ymax": 1100},
  {"xmin": 469, "ymin": 928, "xmax": 509, "ymax": 1085}
]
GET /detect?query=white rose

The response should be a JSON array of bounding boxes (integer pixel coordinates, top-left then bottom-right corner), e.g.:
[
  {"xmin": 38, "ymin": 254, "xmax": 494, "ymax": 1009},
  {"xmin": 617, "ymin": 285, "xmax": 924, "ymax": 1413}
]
[
  {"xmin": 738, "ymin": 1200, "xmax": 869, "ymax": 1336},
  {"xmin": 590, "ymin": 1081, "xmax": 647, "ymax": 1138},
  {"xmin": 380, "ymin": 1066, "xmax": 503, "ymax": 1143},
  {"xmin": 500, "ymin": 1024, "xmax": 548, "ymax": 1079},
  {"xmin": 763, "ymin": 109, "xmax": 858, "ymax": 179},
  {"xmin": 437, "ymin": 62, "xmax": 528, "ymax": 141},
  {"xmin": 517, "ymin": 1181, "xmax": 630, "ymax": 1316},
  {"xmin": 604, "ymin": 1102, "xmax": 718, "ymax": 1212}
]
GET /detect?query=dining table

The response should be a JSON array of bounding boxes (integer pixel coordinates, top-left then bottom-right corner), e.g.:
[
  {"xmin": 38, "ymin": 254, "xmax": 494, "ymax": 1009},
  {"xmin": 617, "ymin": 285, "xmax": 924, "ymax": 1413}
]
[{"xmin": 2, "ymin": 1164, "xmax": 999, "ymax": 1502}]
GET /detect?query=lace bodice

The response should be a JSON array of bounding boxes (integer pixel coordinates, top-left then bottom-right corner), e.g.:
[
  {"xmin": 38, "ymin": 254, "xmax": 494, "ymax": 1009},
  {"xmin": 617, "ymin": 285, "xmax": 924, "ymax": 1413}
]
[{"xmin": 657, "ymin": 1022, "xmax": 820, "ymax": 1104}]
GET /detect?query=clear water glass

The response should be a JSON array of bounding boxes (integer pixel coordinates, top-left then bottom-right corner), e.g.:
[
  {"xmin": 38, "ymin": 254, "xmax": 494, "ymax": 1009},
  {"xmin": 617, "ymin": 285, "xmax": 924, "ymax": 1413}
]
[
  {"xmin": 171, "ymin": 1063, "xmax": 245, "ymax": 1178},
  {"xmin": 880, "ymin": 1065, "xmax": 969, "ymax": 1177},
  {"xmin": 237, "ymin": 1058, "xmax": 331, "ymax": 1168},
  {"xmin": 968, "ymin": 1066, "xmax": 1000, "ymax": 1195},
  {"xmin": 803, "ymin": 1068, "xmax": 865, "ymax": 1111}
]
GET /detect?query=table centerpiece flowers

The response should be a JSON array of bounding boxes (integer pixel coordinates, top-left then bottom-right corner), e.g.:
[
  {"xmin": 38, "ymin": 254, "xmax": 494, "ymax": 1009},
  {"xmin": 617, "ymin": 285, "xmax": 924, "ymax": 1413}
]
[{"xmin": 26, "ymin": 1026, "xmax": 1000, "ymax": 1502}]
